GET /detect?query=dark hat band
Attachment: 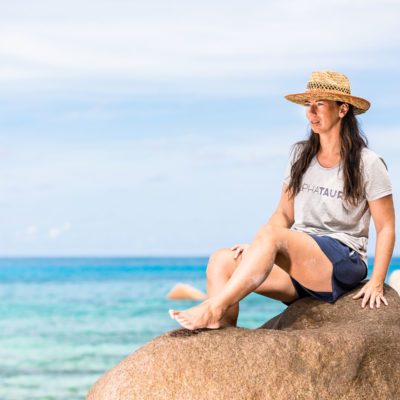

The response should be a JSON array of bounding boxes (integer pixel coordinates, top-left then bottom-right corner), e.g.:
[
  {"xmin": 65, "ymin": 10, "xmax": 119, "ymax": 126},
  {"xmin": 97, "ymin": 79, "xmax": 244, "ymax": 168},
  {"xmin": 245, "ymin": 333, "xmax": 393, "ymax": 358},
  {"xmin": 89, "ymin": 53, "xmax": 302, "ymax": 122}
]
[{"xmin": 306, "ymin": 81, "xmax": 351, "ymax": 95}]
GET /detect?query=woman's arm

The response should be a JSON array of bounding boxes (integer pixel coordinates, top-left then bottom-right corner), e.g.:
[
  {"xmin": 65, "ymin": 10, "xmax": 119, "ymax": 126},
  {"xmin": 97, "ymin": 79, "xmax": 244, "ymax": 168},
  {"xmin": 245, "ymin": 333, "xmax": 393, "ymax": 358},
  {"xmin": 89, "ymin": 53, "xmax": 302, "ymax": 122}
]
[
  {"xmin": 353, "ymin": 194, "xmax": 396, "ymax": 308},
  {"xmin": 266, "ymin": 183, "xmax": 295, "ymax": 229},
  {"xmin": 231, "ymin": 184, "xmax": 294, "ymax": 259}
]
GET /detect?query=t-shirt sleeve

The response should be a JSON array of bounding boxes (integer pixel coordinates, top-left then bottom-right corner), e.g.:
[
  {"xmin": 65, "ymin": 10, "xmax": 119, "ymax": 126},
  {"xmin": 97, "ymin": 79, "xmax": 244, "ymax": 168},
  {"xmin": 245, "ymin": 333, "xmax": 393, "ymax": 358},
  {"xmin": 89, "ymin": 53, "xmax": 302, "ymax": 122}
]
[
  {"xmin": 283, "ymin": 143, "xmax": 302, "ymax": 185},
  {"xmin": 364, "ymin": 154, "xmax": 392, "ymax": 201}
]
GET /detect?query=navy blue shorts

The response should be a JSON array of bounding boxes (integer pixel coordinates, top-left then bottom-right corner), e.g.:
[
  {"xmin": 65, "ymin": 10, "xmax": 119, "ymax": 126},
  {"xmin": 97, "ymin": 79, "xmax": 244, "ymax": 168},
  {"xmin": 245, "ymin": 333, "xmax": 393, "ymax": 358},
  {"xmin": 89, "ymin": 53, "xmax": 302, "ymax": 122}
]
[{"xmin": 283, "ymin": 234, "xmax": 368, "ymax": 305}]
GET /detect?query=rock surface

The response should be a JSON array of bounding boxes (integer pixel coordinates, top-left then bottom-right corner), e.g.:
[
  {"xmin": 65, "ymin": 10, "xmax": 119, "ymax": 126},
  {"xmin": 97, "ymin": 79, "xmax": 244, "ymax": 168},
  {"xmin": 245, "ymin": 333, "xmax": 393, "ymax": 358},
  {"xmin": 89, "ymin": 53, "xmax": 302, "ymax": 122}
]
[
  {"xmin": 389, "ymin": 270, "xmax": 400, "ymax": 295},
  {"xmin": 86, "ymin": 281, "xmax": 400, "ymax": 400},
  {"xmin": 166, "ymin": 283, "xmax": 207, "ymax": 300}
]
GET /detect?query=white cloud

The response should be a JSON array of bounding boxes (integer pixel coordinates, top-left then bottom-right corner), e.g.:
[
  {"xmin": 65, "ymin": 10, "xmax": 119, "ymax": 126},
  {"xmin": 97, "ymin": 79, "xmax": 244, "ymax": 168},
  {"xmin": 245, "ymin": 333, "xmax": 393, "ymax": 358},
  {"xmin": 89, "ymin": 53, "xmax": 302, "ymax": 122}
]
[
  {"xmin": 13, "ymin": 224, "xmax": 39, "ymax": 242},
  {"xmin": 0, "ymin": 0, "xmax": 399, "ymax": 93},
  {"xmin": 0, "ymin": 130, "xmax": 298, "ymax": 196},
  {"xmin": 49, "ymin": 222, "xmax": 71, "ymax": 239},
  {"xmin": 26, "ymin": 225, "xmax": 38, "ymax": 235}
]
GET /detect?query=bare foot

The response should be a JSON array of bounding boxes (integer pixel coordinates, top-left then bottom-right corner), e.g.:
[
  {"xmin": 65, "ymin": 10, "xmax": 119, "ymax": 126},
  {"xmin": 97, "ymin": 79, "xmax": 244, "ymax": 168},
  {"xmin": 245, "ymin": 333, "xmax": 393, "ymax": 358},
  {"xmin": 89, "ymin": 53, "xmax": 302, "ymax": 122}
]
[{"xmin": 169, "ymin": 300, "xmax": 224, "ymax": 330}]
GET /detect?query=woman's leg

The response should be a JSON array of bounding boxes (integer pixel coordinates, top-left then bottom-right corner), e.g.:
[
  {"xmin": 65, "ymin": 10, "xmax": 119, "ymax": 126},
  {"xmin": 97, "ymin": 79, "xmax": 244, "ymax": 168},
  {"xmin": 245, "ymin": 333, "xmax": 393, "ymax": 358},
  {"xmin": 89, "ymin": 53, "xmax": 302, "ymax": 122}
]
[
  {"xmin": 169, "ymin": 225, "xmax": 333, "ymax": 330},
  {"xmin": 205, "ymin": 248, "xmax": 300, "ymax": 327}
]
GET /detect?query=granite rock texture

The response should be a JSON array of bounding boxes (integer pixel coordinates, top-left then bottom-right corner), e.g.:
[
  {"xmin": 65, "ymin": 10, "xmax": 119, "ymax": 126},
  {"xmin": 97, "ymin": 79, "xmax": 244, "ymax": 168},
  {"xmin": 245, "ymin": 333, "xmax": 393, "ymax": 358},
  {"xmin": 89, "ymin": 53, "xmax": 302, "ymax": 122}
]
[{"xmin": 86, "ymin": 281, "xmax": 400, "ymax": 400}]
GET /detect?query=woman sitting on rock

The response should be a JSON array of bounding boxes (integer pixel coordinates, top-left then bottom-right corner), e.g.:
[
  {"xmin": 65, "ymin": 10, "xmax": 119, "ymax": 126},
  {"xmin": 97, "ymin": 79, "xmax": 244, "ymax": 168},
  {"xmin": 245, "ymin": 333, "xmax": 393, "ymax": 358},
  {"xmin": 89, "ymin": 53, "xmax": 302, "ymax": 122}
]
[{"xmin": 169, "ymin": 70, "xmax": 395, "ymax": 330}]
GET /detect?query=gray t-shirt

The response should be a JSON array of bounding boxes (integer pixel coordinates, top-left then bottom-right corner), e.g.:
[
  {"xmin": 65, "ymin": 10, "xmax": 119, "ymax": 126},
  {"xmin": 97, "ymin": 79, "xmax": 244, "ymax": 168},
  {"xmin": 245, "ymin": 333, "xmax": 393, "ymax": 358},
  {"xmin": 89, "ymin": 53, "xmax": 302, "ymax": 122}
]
[{"xmin": 283, "ymin": 144, "xmax": 392, "ymax": 266}]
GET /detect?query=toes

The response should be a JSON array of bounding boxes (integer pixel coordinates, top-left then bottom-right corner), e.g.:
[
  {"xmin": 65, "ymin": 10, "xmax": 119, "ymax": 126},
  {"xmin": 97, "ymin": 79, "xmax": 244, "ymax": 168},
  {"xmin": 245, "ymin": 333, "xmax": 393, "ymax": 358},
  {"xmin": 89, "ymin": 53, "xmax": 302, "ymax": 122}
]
[
  {"xmin": 169, "ymin": 310, "xmax": 193, "ymax": 329},
  {"xmin": 177, "ymin": 316, "xmax": 188, "ymax": 324},
  {"xmin": 176, "ymin": 317, "xmax": 192, "ymax": 330},
  {"xmin": 169, "ymin": 309, "xmax": 179, "ymax": 319}
]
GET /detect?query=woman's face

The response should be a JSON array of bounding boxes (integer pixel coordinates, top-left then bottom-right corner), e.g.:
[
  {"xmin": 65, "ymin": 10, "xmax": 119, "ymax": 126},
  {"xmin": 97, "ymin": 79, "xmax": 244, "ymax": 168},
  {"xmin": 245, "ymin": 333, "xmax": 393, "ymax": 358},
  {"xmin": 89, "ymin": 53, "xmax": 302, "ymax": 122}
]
[{"xmin": 305, "ymin": 99, "xmax": 347, "ymax": 135}]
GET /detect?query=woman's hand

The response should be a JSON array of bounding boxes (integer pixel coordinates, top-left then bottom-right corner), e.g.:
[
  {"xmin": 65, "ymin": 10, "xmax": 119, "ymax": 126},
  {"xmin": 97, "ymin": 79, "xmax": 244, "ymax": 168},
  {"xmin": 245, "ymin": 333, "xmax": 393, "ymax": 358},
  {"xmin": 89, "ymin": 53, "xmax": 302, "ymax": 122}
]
[
  {"xmin": 230, "ymin": 243, "xmax": 250, "ymax": 260},
  {"xmin": 352, "ymin": 279, "xmax": 389, "ymax": 308}
]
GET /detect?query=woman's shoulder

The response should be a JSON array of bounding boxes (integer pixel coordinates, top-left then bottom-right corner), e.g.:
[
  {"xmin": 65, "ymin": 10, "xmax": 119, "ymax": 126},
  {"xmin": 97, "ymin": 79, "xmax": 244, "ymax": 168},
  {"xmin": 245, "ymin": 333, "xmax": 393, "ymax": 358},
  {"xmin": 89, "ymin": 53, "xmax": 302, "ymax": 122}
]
[
  {"xmin": 361, "ymin": 147, "xmax": 389, "ymax": 170},
  {"xmin": 288, "ymin": 141, "xmax": 306, "ymax": 159},
  {"xmin": 361, "ymin": 147, "xmax": 382, "ymax": 160},
  {"xmin": 360, "ymin": 147, "xmax": 392, "ymax": 200}
]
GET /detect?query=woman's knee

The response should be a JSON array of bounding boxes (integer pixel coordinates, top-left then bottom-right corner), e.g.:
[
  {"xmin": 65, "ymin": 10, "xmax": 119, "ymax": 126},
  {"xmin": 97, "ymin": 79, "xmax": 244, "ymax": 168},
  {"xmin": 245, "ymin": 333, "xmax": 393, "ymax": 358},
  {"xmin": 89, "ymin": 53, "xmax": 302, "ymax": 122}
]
[{"xmin": 207, "ymin": 248, "xmax": 236, "ymax": 279}]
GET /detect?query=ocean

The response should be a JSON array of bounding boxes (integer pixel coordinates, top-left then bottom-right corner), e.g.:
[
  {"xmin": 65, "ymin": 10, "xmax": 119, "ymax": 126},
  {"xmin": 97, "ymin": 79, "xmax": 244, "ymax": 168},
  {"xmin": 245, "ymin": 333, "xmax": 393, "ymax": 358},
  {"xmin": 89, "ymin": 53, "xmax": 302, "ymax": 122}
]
[{"xmin": 0, "ymin": 256, "xmax": 399, "ymax": 400}]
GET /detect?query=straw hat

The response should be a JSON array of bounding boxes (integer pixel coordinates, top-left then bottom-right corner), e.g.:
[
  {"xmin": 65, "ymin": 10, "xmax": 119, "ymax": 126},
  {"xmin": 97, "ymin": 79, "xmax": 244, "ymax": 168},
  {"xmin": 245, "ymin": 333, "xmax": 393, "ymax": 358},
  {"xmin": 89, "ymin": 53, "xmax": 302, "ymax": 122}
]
[{"xmin": 285, "ymin": 71, "xmax": 370, "ymax": 115}]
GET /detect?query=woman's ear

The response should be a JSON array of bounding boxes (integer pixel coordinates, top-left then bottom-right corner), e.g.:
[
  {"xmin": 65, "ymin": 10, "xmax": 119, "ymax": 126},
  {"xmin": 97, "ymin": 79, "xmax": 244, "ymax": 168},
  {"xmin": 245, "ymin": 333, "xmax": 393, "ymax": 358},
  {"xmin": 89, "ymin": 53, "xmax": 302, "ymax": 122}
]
[{"xmin": 339, "ymin": 103, "xmax": 349, "ymax": 118}]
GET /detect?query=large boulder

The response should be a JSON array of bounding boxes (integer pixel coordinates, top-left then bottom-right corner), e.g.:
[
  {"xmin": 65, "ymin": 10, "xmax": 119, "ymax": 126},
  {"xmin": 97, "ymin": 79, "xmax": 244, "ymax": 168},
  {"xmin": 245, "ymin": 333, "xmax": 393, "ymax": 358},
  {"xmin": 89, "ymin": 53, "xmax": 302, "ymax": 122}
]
[{"xmin": 86, "ymin": 281, "xmax": 400, "ymax": 400}]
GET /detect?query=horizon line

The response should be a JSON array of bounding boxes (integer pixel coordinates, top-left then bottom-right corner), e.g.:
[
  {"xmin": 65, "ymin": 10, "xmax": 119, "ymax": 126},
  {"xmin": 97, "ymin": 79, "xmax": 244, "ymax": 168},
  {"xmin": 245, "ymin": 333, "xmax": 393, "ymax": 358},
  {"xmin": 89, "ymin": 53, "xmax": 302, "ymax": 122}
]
[{"xmin": 0, "ymin": 254, "xmax": 399, "ymax": 259}]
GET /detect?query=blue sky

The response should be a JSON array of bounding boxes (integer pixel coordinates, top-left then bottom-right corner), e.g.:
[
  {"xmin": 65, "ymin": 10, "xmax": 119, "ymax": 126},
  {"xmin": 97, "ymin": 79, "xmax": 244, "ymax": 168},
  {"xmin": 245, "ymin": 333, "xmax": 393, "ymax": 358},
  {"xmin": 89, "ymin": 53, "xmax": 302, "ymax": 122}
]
[{"xmin": 1, "ymin": 0, "xmax": 400, "ymax": 257}]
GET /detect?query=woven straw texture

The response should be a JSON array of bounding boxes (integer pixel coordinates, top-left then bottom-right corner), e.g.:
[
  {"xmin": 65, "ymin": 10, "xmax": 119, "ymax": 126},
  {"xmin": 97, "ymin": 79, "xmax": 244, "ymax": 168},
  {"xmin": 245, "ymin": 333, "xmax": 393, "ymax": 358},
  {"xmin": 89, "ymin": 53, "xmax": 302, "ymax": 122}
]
[{"xmin": 285, "ymin": 71, "xmax": 370, "ymax": 115}]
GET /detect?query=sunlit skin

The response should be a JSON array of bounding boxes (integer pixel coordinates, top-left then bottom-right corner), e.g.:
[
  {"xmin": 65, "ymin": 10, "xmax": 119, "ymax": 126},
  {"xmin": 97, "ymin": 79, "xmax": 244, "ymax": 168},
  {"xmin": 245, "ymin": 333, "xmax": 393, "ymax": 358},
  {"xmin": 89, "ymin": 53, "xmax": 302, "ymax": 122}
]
[
  {"xmin": 168, "ymin": 99, "xmax": 394, "ymax": 331},
  {"xmin": 305, "ymin": 99, "xmax": 347, "ymax": 166},
  {"xmin": 305, "ymin": 98, "xmax": 346, "ymax": 135}
]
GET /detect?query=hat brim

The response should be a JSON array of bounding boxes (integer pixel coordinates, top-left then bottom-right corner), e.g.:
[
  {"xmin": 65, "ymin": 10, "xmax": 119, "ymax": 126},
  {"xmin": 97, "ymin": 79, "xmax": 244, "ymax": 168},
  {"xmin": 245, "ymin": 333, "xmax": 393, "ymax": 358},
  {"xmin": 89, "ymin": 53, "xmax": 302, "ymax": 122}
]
[{"xmin": 285, "ymin": 91, "xmax": 370, "ymax": 115}]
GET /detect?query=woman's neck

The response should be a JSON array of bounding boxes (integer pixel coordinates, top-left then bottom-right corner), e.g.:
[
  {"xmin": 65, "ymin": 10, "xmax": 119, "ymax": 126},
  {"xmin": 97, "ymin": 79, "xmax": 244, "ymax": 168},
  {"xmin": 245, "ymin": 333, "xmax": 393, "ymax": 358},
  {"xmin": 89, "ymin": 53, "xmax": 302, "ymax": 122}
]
[{"xmin": 318, "ymin": 132, "xmax": 341, "ymax": 157}]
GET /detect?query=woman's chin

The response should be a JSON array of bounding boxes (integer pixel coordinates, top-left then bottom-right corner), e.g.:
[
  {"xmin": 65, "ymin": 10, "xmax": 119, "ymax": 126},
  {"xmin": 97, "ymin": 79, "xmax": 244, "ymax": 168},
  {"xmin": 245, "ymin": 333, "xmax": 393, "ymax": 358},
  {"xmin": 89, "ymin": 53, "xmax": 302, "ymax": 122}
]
[{"xmin": 310, "ymin": 126, "xmax": 320, "ymax": 133}]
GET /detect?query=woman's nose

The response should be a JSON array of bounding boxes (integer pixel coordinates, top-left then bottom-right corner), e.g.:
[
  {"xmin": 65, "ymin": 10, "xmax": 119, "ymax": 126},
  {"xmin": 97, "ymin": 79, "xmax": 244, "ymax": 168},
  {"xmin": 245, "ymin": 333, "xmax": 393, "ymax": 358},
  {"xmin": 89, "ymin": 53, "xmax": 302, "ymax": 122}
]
[{"xmin": 307, "ymin": 104, "xmax": 317, "ymax": 115}]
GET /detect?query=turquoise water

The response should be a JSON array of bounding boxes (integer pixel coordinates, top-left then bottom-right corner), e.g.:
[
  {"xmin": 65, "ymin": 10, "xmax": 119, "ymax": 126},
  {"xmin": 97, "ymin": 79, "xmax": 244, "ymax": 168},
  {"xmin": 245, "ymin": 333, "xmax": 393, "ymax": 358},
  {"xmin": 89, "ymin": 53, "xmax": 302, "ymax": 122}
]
[{"xmin": 0, "ymin": 257, "xmax": 399, "ymax": 400}]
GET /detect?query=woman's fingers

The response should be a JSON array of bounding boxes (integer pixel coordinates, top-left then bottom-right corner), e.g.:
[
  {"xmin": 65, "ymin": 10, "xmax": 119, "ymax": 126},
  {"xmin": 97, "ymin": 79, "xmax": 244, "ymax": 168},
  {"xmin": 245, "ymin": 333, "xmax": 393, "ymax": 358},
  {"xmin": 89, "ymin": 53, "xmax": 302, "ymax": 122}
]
[
  {"xmin": 231, "ymin": 244, "xmax": 249, "ymax": 259},
  {"xmin": 234, "ymin": 248, "xmax": 243, "ymax": 259},
  {"xmin": 369, "ymin": 293, "xmax": 376, "ymax": 309},
  {"xmin": 361, "ymin": 289, "xmax": 371, "ymax": 308},
  {"xmin": 352, "ymin": 289, "xmax": 364, "ymax": 300},
  {"xmin": 376, "ymin": 296, "xmax": 381, "ymax": 308},
  {"xmin": 374, "ymin": 293, "xmax": 390, "ymax": 308},
  {"xmin": 353, "ymin": 282, "xmax": 388, "ymax": 309}
]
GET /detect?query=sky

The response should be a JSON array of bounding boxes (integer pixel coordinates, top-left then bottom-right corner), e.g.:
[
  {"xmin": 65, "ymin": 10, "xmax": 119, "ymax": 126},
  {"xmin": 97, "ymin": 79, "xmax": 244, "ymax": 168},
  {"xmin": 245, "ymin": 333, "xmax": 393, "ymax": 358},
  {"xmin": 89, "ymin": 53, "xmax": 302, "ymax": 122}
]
[{"xmin": 1, "ymin": 0, "xmax": 400, "ymax": 257}]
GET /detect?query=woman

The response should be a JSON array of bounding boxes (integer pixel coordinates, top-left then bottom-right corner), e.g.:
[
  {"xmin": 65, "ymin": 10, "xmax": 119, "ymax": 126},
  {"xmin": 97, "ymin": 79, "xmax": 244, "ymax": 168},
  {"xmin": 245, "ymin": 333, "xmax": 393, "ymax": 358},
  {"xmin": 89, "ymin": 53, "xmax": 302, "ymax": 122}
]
[{"xmin": 169, "ymin": 70, "xmax": 395, "ymax": 331}]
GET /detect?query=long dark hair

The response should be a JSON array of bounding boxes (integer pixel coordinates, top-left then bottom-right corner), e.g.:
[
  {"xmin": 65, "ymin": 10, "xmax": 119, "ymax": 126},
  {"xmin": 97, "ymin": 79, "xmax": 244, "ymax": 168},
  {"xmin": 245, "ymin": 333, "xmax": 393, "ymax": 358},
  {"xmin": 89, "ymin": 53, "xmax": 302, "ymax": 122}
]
[{"xmin": 286, "ymin": 102, "xmax": 368, "ymax": 207}]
